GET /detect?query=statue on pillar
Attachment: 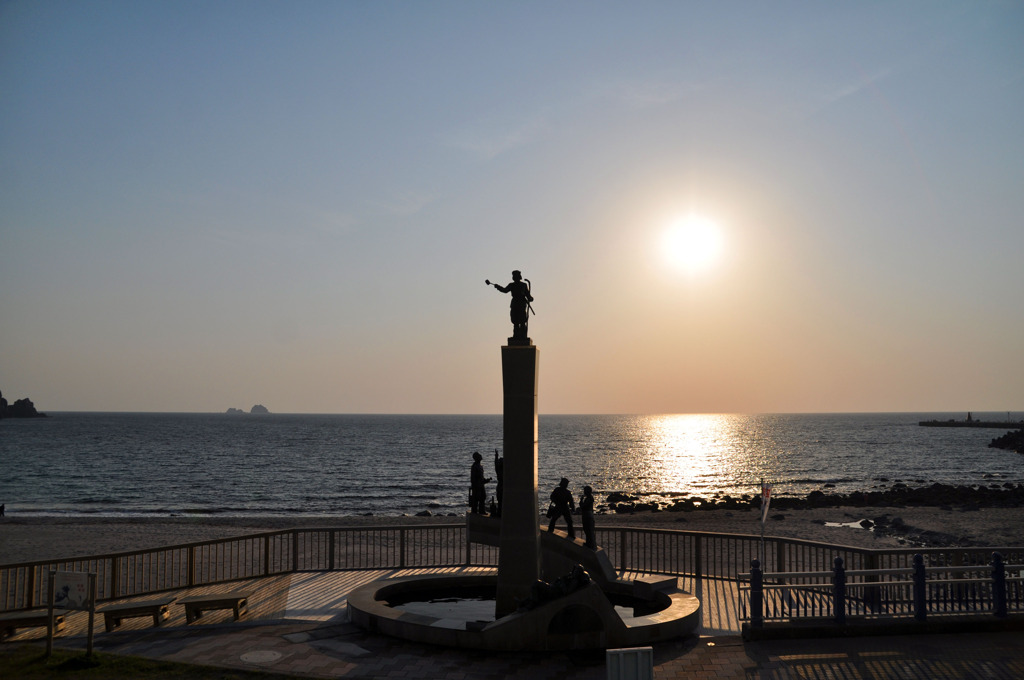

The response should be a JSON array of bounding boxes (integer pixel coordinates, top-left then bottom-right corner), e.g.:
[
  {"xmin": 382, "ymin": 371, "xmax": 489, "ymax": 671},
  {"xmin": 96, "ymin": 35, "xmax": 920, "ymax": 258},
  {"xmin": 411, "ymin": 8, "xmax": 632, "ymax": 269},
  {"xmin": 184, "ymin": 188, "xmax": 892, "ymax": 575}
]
[{"xmin": 486, "ymin": 270, "xmax": 534, "ymax": 343}]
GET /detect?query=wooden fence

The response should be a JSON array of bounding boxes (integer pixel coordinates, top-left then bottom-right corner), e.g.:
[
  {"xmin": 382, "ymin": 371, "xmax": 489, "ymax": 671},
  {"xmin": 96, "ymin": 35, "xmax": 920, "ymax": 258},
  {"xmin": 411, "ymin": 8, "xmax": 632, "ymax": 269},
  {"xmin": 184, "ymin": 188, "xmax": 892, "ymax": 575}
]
[
  {"xmin": 3, "ymin": 523, "xmax": 1023, "ymax": 620},
  {"xmin": 737, "ymin": 552, "xmax": 1024, "ymax": 626}
]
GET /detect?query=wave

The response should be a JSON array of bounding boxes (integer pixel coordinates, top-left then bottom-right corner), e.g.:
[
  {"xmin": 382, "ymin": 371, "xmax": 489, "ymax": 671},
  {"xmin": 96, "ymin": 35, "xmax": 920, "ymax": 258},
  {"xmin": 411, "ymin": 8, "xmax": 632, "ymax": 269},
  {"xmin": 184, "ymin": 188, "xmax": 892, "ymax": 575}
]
[{"xmin": 781, "ymin": 477, "xmax": 864, "ymax": 485}]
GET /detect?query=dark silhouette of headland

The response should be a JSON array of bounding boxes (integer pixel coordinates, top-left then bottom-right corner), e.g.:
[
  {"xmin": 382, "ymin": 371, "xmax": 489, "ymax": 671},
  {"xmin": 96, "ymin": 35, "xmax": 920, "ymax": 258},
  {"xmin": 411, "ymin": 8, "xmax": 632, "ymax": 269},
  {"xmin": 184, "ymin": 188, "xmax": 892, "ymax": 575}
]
[{"xmin": 0, "ymin": 389, "xmax": 46, "ymax": 418}]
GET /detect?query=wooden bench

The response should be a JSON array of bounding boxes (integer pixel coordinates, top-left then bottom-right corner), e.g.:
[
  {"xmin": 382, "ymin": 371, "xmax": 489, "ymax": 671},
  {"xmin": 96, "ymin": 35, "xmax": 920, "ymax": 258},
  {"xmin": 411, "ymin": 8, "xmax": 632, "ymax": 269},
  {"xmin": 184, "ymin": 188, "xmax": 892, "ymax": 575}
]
[
  {"xmin": 178, "ymin": 591, "xmax": 251, "ymax": 624},
  {"xmin": 98, "ymin": 596, "xmax": 176, "ymax": 632},
  {"xmin": 0, "ymin": 609, "xmax": 66, "ymax": 638}
]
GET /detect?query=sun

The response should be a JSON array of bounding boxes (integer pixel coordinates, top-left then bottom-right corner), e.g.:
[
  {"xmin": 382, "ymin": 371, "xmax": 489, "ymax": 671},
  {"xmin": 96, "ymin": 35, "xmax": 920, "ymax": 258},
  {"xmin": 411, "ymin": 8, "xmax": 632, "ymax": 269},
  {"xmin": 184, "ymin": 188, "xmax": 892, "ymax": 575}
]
[{"xmin": 662, "ymin": 215, "xmax": 724, "ymax": 273}]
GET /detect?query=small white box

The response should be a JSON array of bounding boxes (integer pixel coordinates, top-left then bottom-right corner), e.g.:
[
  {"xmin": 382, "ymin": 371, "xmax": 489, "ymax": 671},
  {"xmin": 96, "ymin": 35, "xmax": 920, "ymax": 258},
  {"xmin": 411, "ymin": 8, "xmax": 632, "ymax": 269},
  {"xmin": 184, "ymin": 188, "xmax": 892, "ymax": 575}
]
[{"xmin": 606, "ymin": 646, "xmax": 654, "ymax": 680}]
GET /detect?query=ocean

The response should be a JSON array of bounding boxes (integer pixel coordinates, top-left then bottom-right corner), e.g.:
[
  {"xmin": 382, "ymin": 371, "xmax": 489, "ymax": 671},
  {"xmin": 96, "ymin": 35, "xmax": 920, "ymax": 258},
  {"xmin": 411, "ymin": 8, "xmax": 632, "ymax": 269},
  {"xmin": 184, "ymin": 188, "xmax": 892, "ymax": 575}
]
[{"xmin": 1, "ymin": 412, "xmax": 1021, "ymax": 518}]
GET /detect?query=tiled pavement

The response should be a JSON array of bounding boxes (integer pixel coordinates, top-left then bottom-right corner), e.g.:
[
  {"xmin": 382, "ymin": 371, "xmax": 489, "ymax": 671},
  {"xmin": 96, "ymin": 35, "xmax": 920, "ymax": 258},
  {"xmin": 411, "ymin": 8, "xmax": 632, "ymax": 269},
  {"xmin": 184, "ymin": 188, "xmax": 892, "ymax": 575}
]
[{"xmin": 4, "ymin": 569, "xmax": 1023, "ymax": 679}]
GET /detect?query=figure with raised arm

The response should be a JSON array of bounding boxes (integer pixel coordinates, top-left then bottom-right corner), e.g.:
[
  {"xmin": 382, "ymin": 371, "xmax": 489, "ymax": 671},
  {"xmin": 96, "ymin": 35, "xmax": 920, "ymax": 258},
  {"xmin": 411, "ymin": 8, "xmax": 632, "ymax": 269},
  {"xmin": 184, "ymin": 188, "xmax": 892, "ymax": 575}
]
[{"xmin": 487, "ymin": 270, "xmax": 533, "ymax": 342}]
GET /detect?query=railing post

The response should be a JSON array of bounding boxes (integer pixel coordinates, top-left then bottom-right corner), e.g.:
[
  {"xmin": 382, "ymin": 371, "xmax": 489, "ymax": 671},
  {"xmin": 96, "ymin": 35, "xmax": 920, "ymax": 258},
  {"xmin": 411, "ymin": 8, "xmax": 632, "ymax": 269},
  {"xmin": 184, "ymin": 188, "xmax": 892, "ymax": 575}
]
[
  {"xmin": 187, "ymin": 547, "xmax": 195, "ymax": 587},
  {"xmin": 864, "ymin": 551, "xmax": 880, "ymax": 611},
  {"xmin": 750, "ymin": 558, "xmax": 763, "ymax": 628},
  {"xmin": 400, "ymin": 528, "xmax": 406, "ymax": 568},
  {"xmin": 292, "ymin": 531, "xmax": 299, "ymax": 573},
  {"xmin": 992, "ymin": 552, "xmax": 1007, "ymax": 618},
  {"xmin": 832, "ymin": 556, "xmax": 846, "ymax": 625},
  {"xmin": 913, "ymin": 553, "xmax": 927, "ymax": 622},
  {"xmin": 619, "ymin": 528, "xmax": 628, "ymax": 575},
  {"xmin": 46, "ymin": 570, "xmax": 54, "ymax": 657},
  {"xmin": 775, "ymin": 540, "xmax": 787, "ymax": 587},
  {"xmin": 28, "ymin": 566, "xmax": 37, "ymax": 609},
  {"xmin": 329, "ymin": 531, "xmax": 336, "ymax": 571},
  {"xmin": 263, "ymin": 535, "xmax": 270, "ymax": 576},
  {"xmin": 111, "ymin": 556, "xmax": 120, "ymax": 598},
  {"xmin": 694, "ymin": 535, "xmax": 702, "ymax": 582}
]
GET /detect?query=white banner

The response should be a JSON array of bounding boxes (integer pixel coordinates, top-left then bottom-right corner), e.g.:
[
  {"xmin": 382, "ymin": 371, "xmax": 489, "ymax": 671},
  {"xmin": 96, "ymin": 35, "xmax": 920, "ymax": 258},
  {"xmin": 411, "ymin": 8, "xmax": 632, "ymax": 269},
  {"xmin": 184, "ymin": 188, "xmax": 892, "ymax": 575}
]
[{"xmin": 760, "ymin": 483, "xmax": 772, "ymax": 525}]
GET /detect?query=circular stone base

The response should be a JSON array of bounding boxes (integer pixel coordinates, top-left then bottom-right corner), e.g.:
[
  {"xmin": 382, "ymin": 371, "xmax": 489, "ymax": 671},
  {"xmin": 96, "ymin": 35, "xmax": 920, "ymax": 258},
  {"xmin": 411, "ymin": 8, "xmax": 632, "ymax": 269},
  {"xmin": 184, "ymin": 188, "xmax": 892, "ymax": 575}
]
[{"xmin": 347, "ymin": 571, "xmax": 700, "ymax": 651}]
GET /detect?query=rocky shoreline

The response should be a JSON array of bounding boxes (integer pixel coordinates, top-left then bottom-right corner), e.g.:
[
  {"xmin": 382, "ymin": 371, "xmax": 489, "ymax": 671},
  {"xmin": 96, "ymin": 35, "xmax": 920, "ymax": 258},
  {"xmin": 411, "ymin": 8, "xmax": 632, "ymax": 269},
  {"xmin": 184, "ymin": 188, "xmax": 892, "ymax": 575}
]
[
  {"xmin": 989, "ymin": 428, "xmax": 1024, "ymax": 454},
  {"xmin": 601, "ymin": 481, "xmax": 1024, "ymax": 514}
]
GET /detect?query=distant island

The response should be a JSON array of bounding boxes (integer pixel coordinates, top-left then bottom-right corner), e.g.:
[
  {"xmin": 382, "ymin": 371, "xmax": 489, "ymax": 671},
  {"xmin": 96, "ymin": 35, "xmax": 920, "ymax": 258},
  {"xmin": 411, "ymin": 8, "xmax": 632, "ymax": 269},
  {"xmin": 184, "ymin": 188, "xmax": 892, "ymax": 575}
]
[
  {"xmin": 0, "ymin": 389, "xmax": 46, "ymax": 418},
  {"xmin": 226, "ymin": 405, "xmax": 271, "ymax": 415}
]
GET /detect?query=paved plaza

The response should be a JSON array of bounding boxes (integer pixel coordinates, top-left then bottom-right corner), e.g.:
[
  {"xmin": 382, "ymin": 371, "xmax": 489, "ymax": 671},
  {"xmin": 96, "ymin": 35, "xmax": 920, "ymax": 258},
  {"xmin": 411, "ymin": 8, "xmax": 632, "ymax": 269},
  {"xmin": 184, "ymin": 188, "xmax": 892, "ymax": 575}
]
[{"xmin": 3, "ymin": 569, "xmax": 1022, "ymax": 679}]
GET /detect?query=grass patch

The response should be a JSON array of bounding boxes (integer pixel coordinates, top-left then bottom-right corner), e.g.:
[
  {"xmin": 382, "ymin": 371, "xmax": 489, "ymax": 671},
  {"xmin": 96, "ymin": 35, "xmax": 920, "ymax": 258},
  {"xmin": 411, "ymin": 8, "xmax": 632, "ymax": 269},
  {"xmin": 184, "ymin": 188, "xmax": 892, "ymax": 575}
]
[{"xmin": 0, "ymin": 644, "xmax": 307, "ymax": 679}]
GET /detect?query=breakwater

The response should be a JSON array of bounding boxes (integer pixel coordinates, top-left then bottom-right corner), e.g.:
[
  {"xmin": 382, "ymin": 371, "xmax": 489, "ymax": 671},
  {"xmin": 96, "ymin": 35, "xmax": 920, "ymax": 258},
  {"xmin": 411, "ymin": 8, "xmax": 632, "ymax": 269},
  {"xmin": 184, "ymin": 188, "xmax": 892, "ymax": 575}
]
[{"xmin": 920, "ymin": 419, "xmax": 1024, "ymax": 428}]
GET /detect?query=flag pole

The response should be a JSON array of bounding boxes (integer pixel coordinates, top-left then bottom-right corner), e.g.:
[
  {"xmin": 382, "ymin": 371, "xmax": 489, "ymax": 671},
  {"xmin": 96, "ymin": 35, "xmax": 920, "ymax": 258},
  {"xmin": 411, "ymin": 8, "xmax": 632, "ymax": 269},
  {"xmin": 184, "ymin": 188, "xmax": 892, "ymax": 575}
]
[
  {"xmin": 760, "ymin": 477, "xmax": 765, "ymax": 567},
  {"xmin": 759, "ymin": 477, "xmax": 772, "ymax": 569}
]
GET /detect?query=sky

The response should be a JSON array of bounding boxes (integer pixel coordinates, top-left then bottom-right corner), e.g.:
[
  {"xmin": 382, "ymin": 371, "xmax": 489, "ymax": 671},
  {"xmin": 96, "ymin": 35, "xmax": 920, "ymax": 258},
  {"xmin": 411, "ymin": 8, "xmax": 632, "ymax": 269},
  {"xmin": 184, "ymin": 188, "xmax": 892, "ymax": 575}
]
[{"xmin": 1, "ymin": 1, "xmax": 1022, "ymax": 415}]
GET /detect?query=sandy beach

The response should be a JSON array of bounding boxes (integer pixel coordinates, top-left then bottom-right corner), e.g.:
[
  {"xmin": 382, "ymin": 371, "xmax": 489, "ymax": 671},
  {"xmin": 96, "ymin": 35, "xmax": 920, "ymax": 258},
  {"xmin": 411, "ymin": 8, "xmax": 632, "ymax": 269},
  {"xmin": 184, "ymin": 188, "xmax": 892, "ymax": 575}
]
[{"xmin": 3, "ymin": 504, "xmax": 1023, "ymax": 566}]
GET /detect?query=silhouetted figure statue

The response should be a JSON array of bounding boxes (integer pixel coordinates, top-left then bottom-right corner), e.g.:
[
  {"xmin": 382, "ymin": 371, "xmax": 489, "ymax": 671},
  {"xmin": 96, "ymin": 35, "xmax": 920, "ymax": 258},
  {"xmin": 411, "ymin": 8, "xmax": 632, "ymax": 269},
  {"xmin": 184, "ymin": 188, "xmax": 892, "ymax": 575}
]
[
  {"xmin": 517, "ymin": 564, "xmax": 592, "ymax": 612},
  {"xmin": 580, "ymin": 485, "xmax": 596, "ymax": 548},
  {"xmin": 487, "ymin": 270, "xmax": 533, "ymax": 343},
  {"xmin": 493, "ymin": 449, "xmax": 504, "ymax": 517},
  {"xmin": 469, "ymin": 451, "xmax": 491, "ymax": 514},
  {"xmin": 548, "ymin": 477, "xmax": 576, "ymax": 538}
]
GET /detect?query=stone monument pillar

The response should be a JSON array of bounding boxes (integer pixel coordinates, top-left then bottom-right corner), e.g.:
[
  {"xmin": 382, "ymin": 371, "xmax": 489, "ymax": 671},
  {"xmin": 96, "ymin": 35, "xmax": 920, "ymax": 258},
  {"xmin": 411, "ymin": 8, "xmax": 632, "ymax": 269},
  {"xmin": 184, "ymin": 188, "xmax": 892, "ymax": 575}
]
[{"xmin": 495, "ymin": 341, "xmax": 540, "ymax": 617}]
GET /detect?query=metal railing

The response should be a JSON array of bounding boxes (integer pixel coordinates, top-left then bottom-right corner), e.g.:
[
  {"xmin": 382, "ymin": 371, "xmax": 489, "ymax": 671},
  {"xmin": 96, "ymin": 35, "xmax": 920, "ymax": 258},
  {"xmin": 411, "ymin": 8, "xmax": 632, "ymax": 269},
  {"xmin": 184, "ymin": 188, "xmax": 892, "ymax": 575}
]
[
  {"xmin": 737, "ymin": 552, "xmax": 1024, "ymax": 627},
  {"xmin": 3, "ymin": 522, "xmax": 1022, "ymax": 622},
  {"xmin": 594, "ymin": 526, "xmax": 1024, "ymax": 580},
  {"xmin": 1, "ymin": 524, "xmax": 489, "ymax": 611}
]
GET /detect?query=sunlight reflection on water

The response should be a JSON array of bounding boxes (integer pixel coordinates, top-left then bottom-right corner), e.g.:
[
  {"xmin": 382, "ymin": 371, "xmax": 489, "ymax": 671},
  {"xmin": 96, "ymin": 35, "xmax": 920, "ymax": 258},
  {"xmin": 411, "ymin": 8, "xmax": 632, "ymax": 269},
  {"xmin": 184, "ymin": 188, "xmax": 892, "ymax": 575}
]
[{"xmin": 585, "ymin": 414, "xmax": 787, "ymax": 499}]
